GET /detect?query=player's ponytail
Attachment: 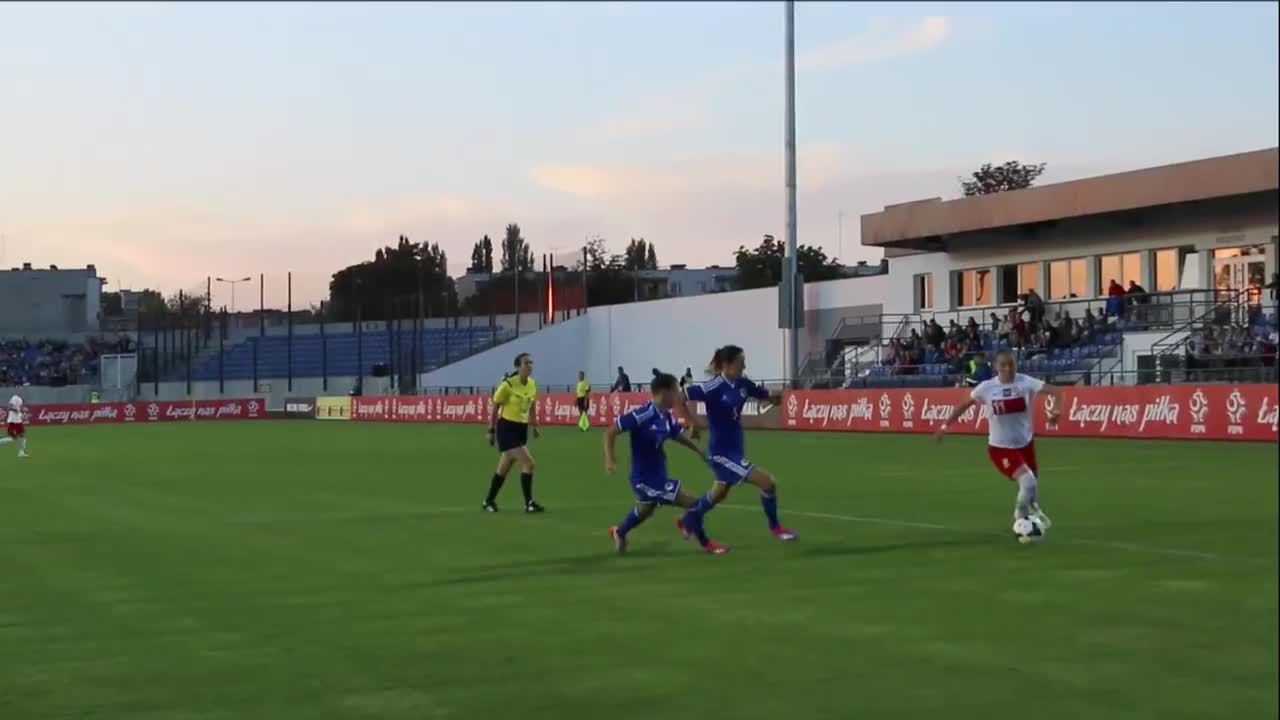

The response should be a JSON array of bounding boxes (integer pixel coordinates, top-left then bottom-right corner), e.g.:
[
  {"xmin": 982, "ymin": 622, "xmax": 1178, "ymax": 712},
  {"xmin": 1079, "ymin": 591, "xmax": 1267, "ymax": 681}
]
[
  {"xmin": 708, "ymin": 344, "xmax": 744, "ymax": 375},
  {"xmin": 707, "ymin": 348, "xmax": 725, "ymax": 375}
]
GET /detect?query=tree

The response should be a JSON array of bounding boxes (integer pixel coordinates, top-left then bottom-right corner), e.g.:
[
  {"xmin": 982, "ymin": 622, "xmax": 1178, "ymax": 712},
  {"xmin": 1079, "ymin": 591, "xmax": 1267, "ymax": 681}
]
[
  {"xmin": 960, "ymin": 161, "xmax": 1047, "ymax": 196},
  {"xmin": 581, "ymin": 235, "xmax": 618, "ymax": 271},
  {"xmin": 624, "ymin": 238, "xmax": 645, "ymax": 271},
  {"xmin": 467, "ymin": 235, "xmax": 494, "ymax": 274},
  {"xmin": 166, "ymin": 291, "xmax": 206, "ymax": 316},
  {"xmin": 645, "ymin": 243, "xmax": 658, "ymax": 270},
  {"xmin": 327, "ymin": 234, "xmax": 456, "ymax": 322},
  {"xmin": 733, "ymin": 234, "xmax": 846, "ymax": 290},
  {"xmin": 500, "ymin": 223, "xmax": 534, "ymax": 272}
]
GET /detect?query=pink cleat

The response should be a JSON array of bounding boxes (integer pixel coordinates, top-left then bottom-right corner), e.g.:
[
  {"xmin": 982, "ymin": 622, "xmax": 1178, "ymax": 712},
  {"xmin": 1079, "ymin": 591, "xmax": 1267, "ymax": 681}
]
[
  {"xmin": 608, "ymin": 526, "xmax": 628, "ymax": 554},
  {"xmin": 702, "ymin": 541, "xmax": 731, "ymax": 555},
  {"xmin": 770, "ymin": 526, "xmax": 798, "ymax": 542}
]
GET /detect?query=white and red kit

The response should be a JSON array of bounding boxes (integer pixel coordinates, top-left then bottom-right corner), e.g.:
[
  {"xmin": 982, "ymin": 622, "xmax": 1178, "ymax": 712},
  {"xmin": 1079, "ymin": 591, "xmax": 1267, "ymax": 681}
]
[
  {"xmin": 7, "ymin": 395, "xmax": 25, "ymax": 438},
  {"xmin": 970, "ymin": 373, "xmax": 1044, "ymax": 479}
]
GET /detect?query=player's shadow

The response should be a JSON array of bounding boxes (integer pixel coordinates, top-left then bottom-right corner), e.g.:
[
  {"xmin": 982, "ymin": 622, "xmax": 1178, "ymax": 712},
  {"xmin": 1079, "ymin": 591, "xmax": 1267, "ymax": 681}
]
[
  {"xmin": 795, "ymin": 533, "xmax": 998, "ymax": 558},
  {"xmin": 426, "ymin": 546, "xmax": 684, "ymax": 588}
]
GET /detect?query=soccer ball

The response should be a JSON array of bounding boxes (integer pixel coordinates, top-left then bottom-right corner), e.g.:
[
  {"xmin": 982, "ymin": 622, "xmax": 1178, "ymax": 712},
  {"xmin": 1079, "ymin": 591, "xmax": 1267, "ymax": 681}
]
[{"xmin": 1012, "ymin": 517, "xmax": 1045, "ymax": 544}]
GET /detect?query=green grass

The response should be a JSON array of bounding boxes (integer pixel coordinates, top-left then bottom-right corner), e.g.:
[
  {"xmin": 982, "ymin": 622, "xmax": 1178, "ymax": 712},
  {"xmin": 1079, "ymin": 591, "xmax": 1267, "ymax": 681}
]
[{"xmin": 0, "ymin": 422, "xmax": 1276, "ymax": 720}]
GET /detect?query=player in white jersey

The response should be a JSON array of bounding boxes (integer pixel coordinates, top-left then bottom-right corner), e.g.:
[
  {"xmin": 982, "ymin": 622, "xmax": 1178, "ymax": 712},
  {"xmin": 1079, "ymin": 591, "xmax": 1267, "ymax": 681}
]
[
  {"xmin": 2, "ymin": 394, "xmax": 31, "ymax": 458},
  {"xmin": 935, "ymin": 351, "xmax": 1061, "ymax": 530}
]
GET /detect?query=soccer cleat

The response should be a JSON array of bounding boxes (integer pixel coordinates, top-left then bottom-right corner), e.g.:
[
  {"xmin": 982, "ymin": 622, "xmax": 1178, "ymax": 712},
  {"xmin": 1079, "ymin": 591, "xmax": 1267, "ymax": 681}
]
[
  {"xmin": 1030, "ymin": 503, "xmax": 1052, "ymax": 529},
  {"xmin": 702, "ymin": 541, "xmax": 731, "ymax": 555},
  {"xmin": 525, "ymin": 501, "xmax": 546, "ymax": 514},
  {"xmin": 770, "ymin": 526, "xmax": 799, "ymax": 542},
  {"xmin": 608, "ymin": 526, "xmax": 628, "ymax": 554},
  {"xmin": 17, "ymin": 451, "xmax": 30, "ymax": 459},
  {"xmin": 482, "ymin": 500, "xmax": 499, "ymax": 513},
  {"xmin": 675, "ymin": 516, "xmax": 693, "ymax": 541}
]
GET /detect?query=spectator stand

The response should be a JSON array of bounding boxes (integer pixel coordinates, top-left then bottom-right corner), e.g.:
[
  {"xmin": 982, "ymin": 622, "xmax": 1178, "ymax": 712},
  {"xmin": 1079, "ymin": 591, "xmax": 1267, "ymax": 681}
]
[
  {"xmin": 0, "ymin": 336, "xmax": 134, "ymax": 388},
  {"xmin": 1147, "ymin": 287, "xmax": 1278, "ymax": 384}
]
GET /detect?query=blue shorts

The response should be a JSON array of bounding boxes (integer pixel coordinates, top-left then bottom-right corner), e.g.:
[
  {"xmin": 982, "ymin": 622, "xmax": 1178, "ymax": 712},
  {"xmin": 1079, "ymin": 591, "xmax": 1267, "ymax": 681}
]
[
  {"xmin": 631, "ymin": 476, "xmax": 682, "ymax": 505},
  {"xmin": 709, "ymin": 455, "xmax": 753, "ymax": 486}
]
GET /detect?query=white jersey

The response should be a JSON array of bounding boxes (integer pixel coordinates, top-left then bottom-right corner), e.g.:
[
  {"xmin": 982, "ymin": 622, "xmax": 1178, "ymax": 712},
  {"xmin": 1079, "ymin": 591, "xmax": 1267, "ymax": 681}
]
[
  {"xmin": 7, "ymin": 395, "xmax": 24, "ymax": 425},
  {"xmin": 970, "ymin": 373, "xmax": 1045, "ymax": 449}
]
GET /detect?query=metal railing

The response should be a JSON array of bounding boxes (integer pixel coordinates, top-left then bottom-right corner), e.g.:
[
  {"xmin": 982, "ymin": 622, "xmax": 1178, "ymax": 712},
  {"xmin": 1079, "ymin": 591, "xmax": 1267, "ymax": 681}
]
[
  {"xmin": 1092, "ymin": 358, "xmax": 1277, "ymax": 386},
  {"xmin": 1150, "ymin": 287, "xmax": 1262, "ymax": 359}
]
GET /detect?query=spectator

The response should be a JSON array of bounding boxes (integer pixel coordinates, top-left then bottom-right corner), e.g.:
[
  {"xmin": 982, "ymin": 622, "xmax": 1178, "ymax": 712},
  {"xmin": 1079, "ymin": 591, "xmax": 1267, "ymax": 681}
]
[
  {"xmin": 1023, "ymin": 289, "xmax": 1046, "ymax": 327},
  {"xmin": 1105, "ymin": 279, "xmax": 1127, "ymax": 319},
  {"xmin": 989, "ymin": 312, "xmax": 1002, "ymax": 334},
  {"xmin": 926, "ymin": 319, "xmax": 946, "ymax": 348},
  {"xmin": 997, "ymin": 312, "xmax": 1014, "ymax": 345},
  {"xmin": 1057, "ymin": 310, "xmax": 1076, "ymax": 348},
  {"xmin": 1082, "ymin": 307, "xmax": 1099, "ymax": 341},
  {"xmin": 1011, "ymin": 310, "xmax": 1028, "ymax": 348},
  {"xmin": 679, "ymin": 367, "xmax": 694, "ymax": 389},
  {"xmin": 611, "ymin": 366, "xmax": 632, "ymax": 393},
  {"xmin": 965, "ymin": 354, "xmax": 994, "ymax": 387},
  {"xmin": 947, "ymin": 319, "xmax": 963, "ymax": 342}
]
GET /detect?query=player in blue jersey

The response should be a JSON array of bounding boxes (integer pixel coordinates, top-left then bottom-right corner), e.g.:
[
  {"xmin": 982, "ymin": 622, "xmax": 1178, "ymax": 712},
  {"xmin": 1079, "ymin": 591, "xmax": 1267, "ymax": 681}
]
[
  {"xmin": 678, "ymin": 344, "xmax": 798, "ymax": 543},
  {"xmin": 604, "ymin": 372, "xmax": 730, "ymax": 555}
]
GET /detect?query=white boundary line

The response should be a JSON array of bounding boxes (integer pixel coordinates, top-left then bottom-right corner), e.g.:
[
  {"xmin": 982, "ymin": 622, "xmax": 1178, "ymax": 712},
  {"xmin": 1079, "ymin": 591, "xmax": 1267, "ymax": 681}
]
[
  {"xmin": 718, "ymin": 504, "xmax": 1241, "ymax": 562},
  {"xmin": 227, "ymin": 502, "xmax": 1263, "ymax": 564}
]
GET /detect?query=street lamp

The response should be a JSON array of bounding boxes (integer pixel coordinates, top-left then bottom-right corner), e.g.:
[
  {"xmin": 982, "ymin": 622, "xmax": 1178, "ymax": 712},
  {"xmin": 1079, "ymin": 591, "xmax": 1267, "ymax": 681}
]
[{"xmin": 215, "ymin": 276, "xmax": 252, "ymax": 312}]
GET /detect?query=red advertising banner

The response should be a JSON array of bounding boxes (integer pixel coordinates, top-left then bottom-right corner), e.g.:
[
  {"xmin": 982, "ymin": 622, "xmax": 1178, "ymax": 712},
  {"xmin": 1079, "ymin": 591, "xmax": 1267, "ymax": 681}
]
[
  {"xmin": 781, "ymin": 384, "xmax": 1279, "ymax": 442},
  {"xmin": 29, "ymin": 399, "xmax": 268, "ymax": 426},
  {"xmin": 350, "ymin": 393, "xmax": 653, "ymax": 427}
]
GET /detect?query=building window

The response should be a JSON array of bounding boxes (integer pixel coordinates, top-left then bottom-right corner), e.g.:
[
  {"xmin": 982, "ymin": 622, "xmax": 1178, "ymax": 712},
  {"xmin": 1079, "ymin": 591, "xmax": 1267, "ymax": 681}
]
[
  {"xmin": 914, "ymin": 273, "xmax": 933, "ymax": 310},
  {"xmin": 957, "ymin": 268, "xmax": 993, "ymax": 307},
  {"xmin": 1098, "ymin": 252, "xmax": 1141, "ymax": 294},
  {"xmin": 1018, "ymin": 263, "xmax": 1039, "ymax": 295},
  {"xmin": 1048, "ymin": 258, "xmax": 1088, "ymax": 300},
  {"xmin": 1154, "ymin": 248, "xmax": 1182, "ymax": 291},
  {"xmin": 999, "ymin": 262, "xmax": 1041, "ymax": 304}
]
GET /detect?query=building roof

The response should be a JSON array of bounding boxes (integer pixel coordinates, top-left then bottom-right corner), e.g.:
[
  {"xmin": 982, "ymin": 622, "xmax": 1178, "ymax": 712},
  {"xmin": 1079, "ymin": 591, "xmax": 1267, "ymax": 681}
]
[{"xmin": 860, "ymin": 147, "xmax": 1279, "ymax": 250}]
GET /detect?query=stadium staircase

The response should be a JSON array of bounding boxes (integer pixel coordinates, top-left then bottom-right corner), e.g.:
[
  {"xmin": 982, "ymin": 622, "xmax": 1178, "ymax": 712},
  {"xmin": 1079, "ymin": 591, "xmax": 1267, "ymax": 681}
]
[{"xmin": 1146, "ymin": 288, "xmax": 1276, "ymax": 384}]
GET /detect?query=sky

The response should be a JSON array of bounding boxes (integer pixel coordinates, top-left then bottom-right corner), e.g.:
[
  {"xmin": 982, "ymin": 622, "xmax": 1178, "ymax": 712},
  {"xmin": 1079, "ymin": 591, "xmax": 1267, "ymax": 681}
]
[{"xmin": 1, "ymin": 1, "xmax": 1277, "ymax": 308}]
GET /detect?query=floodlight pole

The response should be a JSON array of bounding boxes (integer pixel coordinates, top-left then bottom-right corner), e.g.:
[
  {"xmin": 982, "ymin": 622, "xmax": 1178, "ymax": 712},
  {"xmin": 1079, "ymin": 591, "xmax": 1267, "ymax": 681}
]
[{"xmin": 784, "ymin": 0, "xmax": 800, "ymax": 386}]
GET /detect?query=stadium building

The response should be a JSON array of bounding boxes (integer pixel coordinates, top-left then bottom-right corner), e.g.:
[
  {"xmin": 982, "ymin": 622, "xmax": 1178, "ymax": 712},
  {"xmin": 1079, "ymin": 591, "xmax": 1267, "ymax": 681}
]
[
  {"xmin": 2, "ymin": 148, "xmax": 1275, "ymax": 407},
  {"xmin": 423, "ymin": 147, "xmax": 1277, "ymax": 391}
]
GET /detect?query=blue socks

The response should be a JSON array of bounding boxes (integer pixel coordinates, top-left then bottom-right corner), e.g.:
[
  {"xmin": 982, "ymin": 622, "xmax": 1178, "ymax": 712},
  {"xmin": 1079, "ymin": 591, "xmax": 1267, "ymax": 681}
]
[
  {"xmin": 680, "ymin": 493, "xmax": 717, "ymax": 546},
  {"xmin": 761, "ymin": 492, "xmax": 780, "ymax": 530},
  {"xmin": 617, "ymin": 509, "xmax": 645, "ymax": 537}
]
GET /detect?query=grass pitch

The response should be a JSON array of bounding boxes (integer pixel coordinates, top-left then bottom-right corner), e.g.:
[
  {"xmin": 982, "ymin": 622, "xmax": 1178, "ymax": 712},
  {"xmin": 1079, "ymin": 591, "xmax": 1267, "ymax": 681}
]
[{"xmin": 1, "ymin": 422, "xmax": 1276, "ymax": 719}]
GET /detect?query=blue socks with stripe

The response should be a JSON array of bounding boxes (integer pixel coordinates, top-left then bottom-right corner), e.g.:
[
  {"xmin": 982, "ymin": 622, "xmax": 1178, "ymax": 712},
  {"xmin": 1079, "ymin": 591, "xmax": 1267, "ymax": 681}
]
[
  {"xmin": 617, "ymin": 508, "xmax": 646, "ymax": 538},
  {"xmin": 761, "ymin": 492, "xmax": 780, "ymax": 530}
]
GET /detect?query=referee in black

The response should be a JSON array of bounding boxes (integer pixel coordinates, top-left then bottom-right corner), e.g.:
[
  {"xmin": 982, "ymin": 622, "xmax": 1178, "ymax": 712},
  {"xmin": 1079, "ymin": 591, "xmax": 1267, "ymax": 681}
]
[{"xmin": 483, "ymin": 353, "xmax": 544, "ymax": 513}]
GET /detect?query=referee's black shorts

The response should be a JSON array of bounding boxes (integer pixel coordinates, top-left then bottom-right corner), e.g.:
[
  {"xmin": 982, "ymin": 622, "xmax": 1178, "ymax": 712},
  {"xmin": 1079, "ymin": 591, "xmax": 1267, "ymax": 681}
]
[
  {"xmin": 576, "ymin": 396, "xmax": 589, "ymax": 412},
  {"xmin": 495, "ymin": 418, "xmax": 529, "ymax": 452}
]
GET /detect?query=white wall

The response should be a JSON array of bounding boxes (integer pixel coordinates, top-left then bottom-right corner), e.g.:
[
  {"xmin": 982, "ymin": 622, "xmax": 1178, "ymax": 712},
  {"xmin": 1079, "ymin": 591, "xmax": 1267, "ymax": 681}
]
[
  {"xmin": 420, "ymin": 315, "xmax": 591, "ymax": 388},
  {"xmin": 420, "ymin": 274, "xmax": 891, "ymax": 388}
]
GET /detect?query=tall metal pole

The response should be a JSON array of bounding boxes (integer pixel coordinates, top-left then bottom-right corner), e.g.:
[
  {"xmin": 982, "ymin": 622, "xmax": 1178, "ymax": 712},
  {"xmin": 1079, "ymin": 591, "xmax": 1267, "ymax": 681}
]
[
  {"xmin": 784, "ymin": 0, "xmax": 800, "ymax": 386},
  {"xmin": 837, "ymin": 210, "xmax": 844, "ymax": 262},
  {"xmin": 287, "ymin": 271, "xmax": 293, "ymax": 393}
]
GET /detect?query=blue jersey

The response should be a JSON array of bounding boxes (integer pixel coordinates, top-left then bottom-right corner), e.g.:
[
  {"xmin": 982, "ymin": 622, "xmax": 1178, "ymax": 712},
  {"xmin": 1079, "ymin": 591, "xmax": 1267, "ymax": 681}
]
[
  {"xmin": 686, "ymin": 375, "xmax": 769, "ymax": 458},
  {"xmin": 615, "ymin": 402, "xmax": 685, "ymax": 481}
]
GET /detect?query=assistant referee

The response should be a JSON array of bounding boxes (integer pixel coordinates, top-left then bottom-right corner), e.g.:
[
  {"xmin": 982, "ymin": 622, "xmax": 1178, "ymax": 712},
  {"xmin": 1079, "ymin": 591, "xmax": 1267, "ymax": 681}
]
[
  {"xmin": 574, "ymin": 370, "xmax": 591, "ymax": 432},
  {"xmin": 483, "ymin": 352, "xmax": 545, "ymax": 513}
]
